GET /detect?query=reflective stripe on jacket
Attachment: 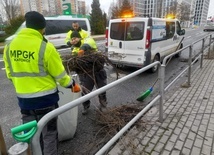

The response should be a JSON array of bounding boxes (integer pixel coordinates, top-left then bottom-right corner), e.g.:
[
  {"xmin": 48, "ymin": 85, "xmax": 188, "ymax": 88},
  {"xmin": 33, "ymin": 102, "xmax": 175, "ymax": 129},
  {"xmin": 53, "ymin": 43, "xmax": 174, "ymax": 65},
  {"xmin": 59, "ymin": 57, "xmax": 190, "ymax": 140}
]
[{"xmin": 3, "ymin": 28, "xmax": 72, "ymax": 98}]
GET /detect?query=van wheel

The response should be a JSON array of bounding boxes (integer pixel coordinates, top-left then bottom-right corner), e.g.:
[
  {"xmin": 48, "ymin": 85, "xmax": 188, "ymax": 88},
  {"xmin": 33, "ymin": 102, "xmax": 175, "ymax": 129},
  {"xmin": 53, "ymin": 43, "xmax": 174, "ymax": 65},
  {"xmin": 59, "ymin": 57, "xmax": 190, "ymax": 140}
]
[
  {"xmin": 149, "ymin": 54, "xmax": 160, "ymax": 73},
  {"xmin": 175, "ymin": 43, "xmax": 183, "ymax": 58}
]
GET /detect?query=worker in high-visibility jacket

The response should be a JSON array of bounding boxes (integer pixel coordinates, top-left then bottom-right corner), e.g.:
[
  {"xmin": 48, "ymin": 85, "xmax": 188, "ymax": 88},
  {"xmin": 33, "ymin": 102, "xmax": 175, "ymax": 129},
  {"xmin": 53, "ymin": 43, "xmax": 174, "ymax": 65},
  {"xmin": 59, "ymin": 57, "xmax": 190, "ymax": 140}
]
[
  {"xmin": 3, "ymin": 11, "xmax": 80, "ymax": 155},
  {"xmin": 65, "ymin": 21, "xmax": 89, "ymax": 55},
  {"xmin": 71, "ymin": 31, "xmax": 108, "ymax": 115}
]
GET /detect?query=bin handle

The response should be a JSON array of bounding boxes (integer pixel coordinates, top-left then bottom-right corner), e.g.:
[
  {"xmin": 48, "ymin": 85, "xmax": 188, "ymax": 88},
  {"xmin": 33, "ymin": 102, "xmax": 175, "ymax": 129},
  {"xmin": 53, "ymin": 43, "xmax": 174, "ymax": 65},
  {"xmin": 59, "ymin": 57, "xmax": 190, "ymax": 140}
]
[{"xmin": 11, "ymin": 120, "xmax": 37, "ymax": 143}]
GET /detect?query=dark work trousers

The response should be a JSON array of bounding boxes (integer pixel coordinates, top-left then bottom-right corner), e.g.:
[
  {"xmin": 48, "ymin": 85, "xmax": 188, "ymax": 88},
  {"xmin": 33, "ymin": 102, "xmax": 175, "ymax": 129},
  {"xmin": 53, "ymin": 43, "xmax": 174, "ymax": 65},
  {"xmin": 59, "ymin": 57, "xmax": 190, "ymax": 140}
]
[
  {"xmin": 79, "ymin": 68, "xmax": 107, "ymax": 108},
  {"xmin": 21, "ymin": 104, "xmax": 58, "ymax": 155}
]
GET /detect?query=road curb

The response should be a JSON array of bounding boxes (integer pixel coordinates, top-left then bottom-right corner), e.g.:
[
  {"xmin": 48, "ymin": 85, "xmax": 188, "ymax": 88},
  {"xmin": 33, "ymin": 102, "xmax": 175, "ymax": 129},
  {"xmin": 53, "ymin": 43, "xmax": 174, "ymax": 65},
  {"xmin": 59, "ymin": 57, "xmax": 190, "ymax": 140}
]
[{"xmin": 0, "ymin": 46, "xmax": 4, "ymax": 54}]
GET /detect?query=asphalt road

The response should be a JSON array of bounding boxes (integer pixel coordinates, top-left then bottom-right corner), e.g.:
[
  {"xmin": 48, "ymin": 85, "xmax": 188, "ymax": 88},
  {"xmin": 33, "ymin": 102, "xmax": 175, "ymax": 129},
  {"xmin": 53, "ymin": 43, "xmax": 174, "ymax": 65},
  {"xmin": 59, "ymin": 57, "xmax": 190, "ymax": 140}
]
[{"xmin": 0, "ymin": 28, "xmax": 213, "ymax": 154}]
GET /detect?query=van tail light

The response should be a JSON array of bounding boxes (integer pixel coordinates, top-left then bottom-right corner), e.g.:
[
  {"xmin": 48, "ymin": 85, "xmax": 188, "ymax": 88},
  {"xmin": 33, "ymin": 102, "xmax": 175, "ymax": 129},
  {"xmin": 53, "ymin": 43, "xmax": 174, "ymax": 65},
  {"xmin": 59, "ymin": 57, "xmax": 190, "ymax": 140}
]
[
  {"xmin": 146, "ymin": 29, "xmax": 151, "ymax": 49},
  {"xmin": 105, "ymin": 27, "xmax": 108, "ymax": 47}
]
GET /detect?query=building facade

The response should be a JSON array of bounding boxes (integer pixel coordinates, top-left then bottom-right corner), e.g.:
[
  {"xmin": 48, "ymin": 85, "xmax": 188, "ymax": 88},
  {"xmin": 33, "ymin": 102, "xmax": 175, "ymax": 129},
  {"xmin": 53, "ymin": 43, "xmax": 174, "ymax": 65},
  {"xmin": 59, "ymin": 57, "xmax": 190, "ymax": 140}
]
[
  {"xmin": 115, "ymin": 0, "xmax": 209, "ymax": 26},
  {"xmin": 192, "ymin": 0, "xmax": 210, "ymax": 26},
  {"xmin": 19, "ymin": 0, "xmax": 85, "ymax": 16},
  {"xmin": 19, "ymin": 0, "xmax": 209, "ymax": 26}
]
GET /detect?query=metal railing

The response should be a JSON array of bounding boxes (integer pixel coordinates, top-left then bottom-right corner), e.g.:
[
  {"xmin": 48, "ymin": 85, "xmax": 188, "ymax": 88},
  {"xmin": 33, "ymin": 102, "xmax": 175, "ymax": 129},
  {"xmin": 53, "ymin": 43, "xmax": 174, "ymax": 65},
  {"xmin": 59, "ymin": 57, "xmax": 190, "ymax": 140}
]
[
  {"xmin": 96, "ymin": 33, "xmax": 214, "ymax": 154},
  {"xmin": 31, "ymin": 61, "xmax": 161, "ymax": 154},
  {"xmin": 24, "ymin": 33, "xmax": 214, "ymax": 154}
]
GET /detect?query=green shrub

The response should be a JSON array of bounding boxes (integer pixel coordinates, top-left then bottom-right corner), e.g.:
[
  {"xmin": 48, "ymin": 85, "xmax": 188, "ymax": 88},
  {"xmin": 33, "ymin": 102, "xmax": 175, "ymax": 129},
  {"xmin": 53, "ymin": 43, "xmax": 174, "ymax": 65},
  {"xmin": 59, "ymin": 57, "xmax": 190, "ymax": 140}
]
[
  {"xmin": 4, "ymin": 15, "xmax": 25, "ymax": 35},
  {"xmin": 0, "ymin": 36, "xmax": 8, "ymax": 42},
  {"xmin": 0, "ymin": 15, "xmax": 25, "ymax": 43}
]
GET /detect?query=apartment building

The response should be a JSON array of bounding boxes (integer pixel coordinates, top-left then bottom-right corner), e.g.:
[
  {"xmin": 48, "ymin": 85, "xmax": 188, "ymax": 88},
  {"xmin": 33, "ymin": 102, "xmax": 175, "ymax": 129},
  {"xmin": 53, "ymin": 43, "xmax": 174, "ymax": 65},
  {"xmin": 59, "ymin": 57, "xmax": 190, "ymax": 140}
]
[
  {"xmin": 116, "ymin": 0, "xmax": 192, "ymax": 18},
  {"xmin": 192, "ymin": 0, "xmax": 210, "ymax": 26},
  {"xmin": 20, "ymin": 0, "xmax": 85, "ymax": 16},
  {"xmin": 77, "ymin": 0, "xmax": 86, "ymax": 15},
  {"xmin": 20, "ymin": 0, "xmax": 40, "ymax": 15},
  {"xmin": 116, "ymin": 0, "xmax": 209, "ymax": 26}
]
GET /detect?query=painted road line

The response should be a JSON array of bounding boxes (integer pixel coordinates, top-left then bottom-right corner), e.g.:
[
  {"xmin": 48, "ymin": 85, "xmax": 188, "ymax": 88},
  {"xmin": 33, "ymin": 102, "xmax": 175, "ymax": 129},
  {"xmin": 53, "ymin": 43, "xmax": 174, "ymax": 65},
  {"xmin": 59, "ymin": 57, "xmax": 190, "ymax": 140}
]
[{"xmin": 186, "ymin": 36, "xmax": 191, "ymax": 39}]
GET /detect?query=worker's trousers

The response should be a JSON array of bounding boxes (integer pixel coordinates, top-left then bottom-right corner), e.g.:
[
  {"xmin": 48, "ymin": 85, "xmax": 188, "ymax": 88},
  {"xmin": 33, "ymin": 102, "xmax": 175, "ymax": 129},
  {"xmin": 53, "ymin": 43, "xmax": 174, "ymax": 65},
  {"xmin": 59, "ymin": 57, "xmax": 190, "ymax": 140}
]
[
  {"xmin": 21, "ymin": 105, "xmax": 58, "ymax": 155},
  {"xmin": 79, "ymin": 68, "xmax": 107, "ymax": 108}
]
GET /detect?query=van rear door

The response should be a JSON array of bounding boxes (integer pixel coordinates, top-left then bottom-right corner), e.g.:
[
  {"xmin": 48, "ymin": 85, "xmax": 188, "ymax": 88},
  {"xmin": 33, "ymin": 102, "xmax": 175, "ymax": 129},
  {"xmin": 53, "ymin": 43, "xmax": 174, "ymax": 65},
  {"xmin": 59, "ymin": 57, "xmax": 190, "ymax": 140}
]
[{"xmin": 108, "ymin": 18, "xmax": 147, "ymax": 67}]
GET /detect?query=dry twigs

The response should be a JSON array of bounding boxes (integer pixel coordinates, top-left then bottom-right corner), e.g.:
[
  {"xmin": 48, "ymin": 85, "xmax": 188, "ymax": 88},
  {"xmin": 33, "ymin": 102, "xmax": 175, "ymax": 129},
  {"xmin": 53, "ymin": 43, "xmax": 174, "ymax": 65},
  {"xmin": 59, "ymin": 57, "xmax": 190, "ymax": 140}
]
[
  {"xmin": 61, "ymin": 52, "xmax": 119, "ymax": 79},
  {"xmin": 95, "ymin": 104, "xmax": 143, "ymax": 136},
  {"xmin": 79, "ymin": 104, "xmax": 145, "ymax": 153}
]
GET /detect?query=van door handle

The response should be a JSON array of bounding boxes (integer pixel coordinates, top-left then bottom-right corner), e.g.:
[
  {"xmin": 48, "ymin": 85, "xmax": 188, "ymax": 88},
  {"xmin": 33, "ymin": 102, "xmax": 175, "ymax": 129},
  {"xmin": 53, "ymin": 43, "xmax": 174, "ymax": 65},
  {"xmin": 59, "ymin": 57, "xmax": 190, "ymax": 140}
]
[{"xmin": 119, "ymin": 42, "xmax": 122, "ymax": 48}]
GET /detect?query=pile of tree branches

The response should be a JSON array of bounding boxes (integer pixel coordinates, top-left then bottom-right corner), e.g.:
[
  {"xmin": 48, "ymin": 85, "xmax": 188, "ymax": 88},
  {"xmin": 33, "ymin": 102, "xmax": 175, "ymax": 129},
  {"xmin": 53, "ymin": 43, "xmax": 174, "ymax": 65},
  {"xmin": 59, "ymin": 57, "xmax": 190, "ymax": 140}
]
[
  {"xmin": 95, "ymin": 104, "xmax": 143, "ymax": 136},
  {"xmin": 61, "ymin": 52, "xmax": 118, "ymax": 77}
]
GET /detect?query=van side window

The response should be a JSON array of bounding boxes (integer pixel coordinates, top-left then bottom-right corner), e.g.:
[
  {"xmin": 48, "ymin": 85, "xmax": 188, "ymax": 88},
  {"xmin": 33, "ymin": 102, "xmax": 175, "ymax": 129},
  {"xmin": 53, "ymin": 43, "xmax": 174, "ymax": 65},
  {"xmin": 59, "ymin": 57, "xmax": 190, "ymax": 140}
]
[
  {"xmin": 176, "ymin": 21, "xmax": 182, "ymax": 35},
  {"xmin": 45, "ymin": 20, "xmax": 88, "ymax": 35},
  {"xmin": 166, "ymin": 22, "xmax": 175, "ymax": 39}
]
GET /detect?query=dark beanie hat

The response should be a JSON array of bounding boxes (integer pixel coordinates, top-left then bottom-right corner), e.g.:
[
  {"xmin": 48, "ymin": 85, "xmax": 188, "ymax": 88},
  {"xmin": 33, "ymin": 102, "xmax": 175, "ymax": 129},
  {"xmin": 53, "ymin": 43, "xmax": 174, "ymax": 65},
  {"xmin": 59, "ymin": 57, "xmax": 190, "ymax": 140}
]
[
  {"xmin": 71, "ymin": 31, "xmax": 81, "ymax": 38},
  {"xmin": 25, "ymin": 11, "xmax": 46, "ymax": 30}
]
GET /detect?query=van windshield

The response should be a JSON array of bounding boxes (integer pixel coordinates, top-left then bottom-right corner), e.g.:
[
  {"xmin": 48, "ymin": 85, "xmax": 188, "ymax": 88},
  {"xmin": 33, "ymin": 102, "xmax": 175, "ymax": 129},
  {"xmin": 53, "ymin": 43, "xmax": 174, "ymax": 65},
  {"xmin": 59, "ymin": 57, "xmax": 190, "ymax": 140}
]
[
  {"xmin": 110, "ymin": 22, "xmax": 144, "ymax": 41},
  {"xmin": 45, "ymin": 20, "xmax": 88, "ymax": 35}
]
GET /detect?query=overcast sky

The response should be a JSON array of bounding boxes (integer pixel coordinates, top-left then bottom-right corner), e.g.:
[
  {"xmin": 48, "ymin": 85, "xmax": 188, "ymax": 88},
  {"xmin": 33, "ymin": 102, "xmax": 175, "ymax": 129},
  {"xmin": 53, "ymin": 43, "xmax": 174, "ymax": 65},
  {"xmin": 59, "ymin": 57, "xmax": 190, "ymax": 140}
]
[
  {"xmin": 208, "ymin": 0, "xmax": 214, "ymax": 17},
  {"xmin": 86, "ymin": 0, "xmax": 214, "ymax": 17},
  {"xmin": 85, "ymin": 0, "xmax": 114, "ymax": 13}
]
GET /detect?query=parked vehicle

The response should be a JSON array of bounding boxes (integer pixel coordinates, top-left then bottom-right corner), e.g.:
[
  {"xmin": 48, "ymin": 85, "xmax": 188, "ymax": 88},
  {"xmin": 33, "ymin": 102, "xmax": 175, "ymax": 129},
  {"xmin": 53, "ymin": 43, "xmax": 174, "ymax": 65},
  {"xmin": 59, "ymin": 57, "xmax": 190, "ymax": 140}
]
[
  {"xmin": 203, "ymin": 20, "xmax": 214, "ymax": 31},
  {"xmin": 204, "ymin": 22, "xmax": 214, "ymax": 31},
  {"xmin": 5, "ymin": 16, "xmax": 91, "ymax": 48},
  {"xmin": 203, "ymin": 24, "xmax": 214, "ymax": 31},
  {"xmin": 0, "ymin": 31, "xmax": 6, "ymax": 37},
  {"xmin": 107, "ymin": 17, "xmax": 185, "ymax": 72}
]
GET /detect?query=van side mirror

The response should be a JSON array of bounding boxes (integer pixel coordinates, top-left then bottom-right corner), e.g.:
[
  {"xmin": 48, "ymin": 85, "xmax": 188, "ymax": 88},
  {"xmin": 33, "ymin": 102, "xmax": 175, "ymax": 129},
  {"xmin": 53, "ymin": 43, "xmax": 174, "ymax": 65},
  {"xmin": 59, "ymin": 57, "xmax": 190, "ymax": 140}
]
[{"xmin": 178, "ymin": 29, "xmax": 185, "ymax": 35}]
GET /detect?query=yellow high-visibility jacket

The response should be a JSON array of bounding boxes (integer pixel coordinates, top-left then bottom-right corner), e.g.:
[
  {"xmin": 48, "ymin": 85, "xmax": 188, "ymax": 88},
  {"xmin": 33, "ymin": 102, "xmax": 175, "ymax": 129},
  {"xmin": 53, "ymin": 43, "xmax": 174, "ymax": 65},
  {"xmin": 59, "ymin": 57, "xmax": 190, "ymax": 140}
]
[
  {"xmin": 3, "ymin": 28, "xmax": 73, "ymax": 98},
  {"xmin": 65, "ymin": 29, "xmax": 89, "ymax": 55},
  {"xmin": 80, "ymin": 37, "xmax": 98, "ymax": 52}
]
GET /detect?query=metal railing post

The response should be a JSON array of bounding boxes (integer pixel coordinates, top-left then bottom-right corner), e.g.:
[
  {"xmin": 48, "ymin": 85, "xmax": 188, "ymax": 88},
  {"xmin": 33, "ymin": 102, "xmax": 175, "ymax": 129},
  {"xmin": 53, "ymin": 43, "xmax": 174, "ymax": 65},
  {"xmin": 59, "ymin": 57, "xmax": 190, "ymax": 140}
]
[
  {"xmin": 187, "ymin": 45, "xmax": 193, "ymax": 86},
  {"xmin": 208, "ymin": 34, "xmax": 212, "ymax": 58},
  {"xmin": 213, "ymin": 36, "xmax": 214, "ymax": 52},
  {"xmin": 159, "ymin": 64, "xmax": 165, "ymax": 123},
  {"xmin": 212, "ymin": 34, "xmax": 214, "ymax": 52},
  {"xmin": 200, "ymin": 38, "xmax": 205, "ymax": 68}
]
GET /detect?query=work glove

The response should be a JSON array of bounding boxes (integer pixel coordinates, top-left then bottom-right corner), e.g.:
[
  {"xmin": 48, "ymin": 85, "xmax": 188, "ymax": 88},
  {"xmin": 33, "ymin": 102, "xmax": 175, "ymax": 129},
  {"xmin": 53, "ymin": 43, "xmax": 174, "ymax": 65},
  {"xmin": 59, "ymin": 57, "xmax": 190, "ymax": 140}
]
[
  {"xmin": 71, "ymin": 80, "xmax": 81, "ymax": 93},
  {"xmin": 78, "ymin": 50, "xmax": 84, "ymax": 56}
]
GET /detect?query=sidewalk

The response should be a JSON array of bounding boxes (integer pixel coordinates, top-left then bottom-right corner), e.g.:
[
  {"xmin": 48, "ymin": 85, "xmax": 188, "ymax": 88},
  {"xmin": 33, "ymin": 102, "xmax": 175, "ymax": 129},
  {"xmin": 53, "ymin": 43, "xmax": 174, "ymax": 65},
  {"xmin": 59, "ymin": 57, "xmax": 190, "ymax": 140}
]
[
  {"xmin": 92, "ymin": 34, "xmax": 105, "ymax": 41},
  {"xmin": 108, "ymin": 58, "xmax": 214, "ymax": 155}
]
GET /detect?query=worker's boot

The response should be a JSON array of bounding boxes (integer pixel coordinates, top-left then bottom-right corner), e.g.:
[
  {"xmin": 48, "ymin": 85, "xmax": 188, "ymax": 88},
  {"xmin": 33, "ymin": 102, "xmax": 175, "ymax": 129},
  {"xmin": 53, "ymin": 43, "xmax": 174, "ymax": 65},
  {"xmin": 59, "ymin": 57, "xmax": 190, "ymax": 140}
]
[
  {"xmin": 99, "ymin": 94, "xmax": 107, "ymax": 112},
  {"xmin": 82, "ymin": 101, "xmax": 90, "ymax": 115}
]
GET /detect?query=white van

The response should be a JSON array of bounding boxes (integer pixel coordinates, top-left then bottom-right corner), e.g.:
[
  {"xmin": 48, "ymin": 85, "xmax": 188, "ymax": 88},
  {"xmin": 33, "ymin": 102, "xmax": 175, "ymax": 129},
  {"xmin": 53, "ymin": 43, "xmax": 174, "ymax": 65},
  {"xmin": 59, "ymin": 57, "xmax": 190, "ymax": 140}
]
[
  {"xmin": 107, "ymin": 17, "xmax": 185, "ymax": 72},
  {"xmin": 5, "ymin": 16, "xmax": 91, "ymax": 48}
]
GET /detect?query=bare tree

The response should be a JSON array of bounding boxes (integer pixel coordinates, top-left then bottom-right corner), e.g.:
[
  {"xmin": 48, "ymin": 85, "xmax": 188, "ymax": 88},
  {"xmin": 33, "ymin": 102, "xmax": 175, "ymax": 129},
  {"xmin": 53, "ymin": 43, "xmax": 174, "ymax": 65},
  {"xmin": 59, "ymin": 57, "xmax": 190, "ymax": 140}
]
[
  {"xmin": 177, "ymin": 2, "xmax": 191, "ymax": 22},
  {"xmin": 1, "ymin": 0, "xmax": 20, "ymax": 23},
  {"xmin": 156, "ymin": 0, "xmax": 163, "ymax": 18},
  {"xmin": 108, "ymin": 1, "xmax": 115, "ymax": 19}
]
